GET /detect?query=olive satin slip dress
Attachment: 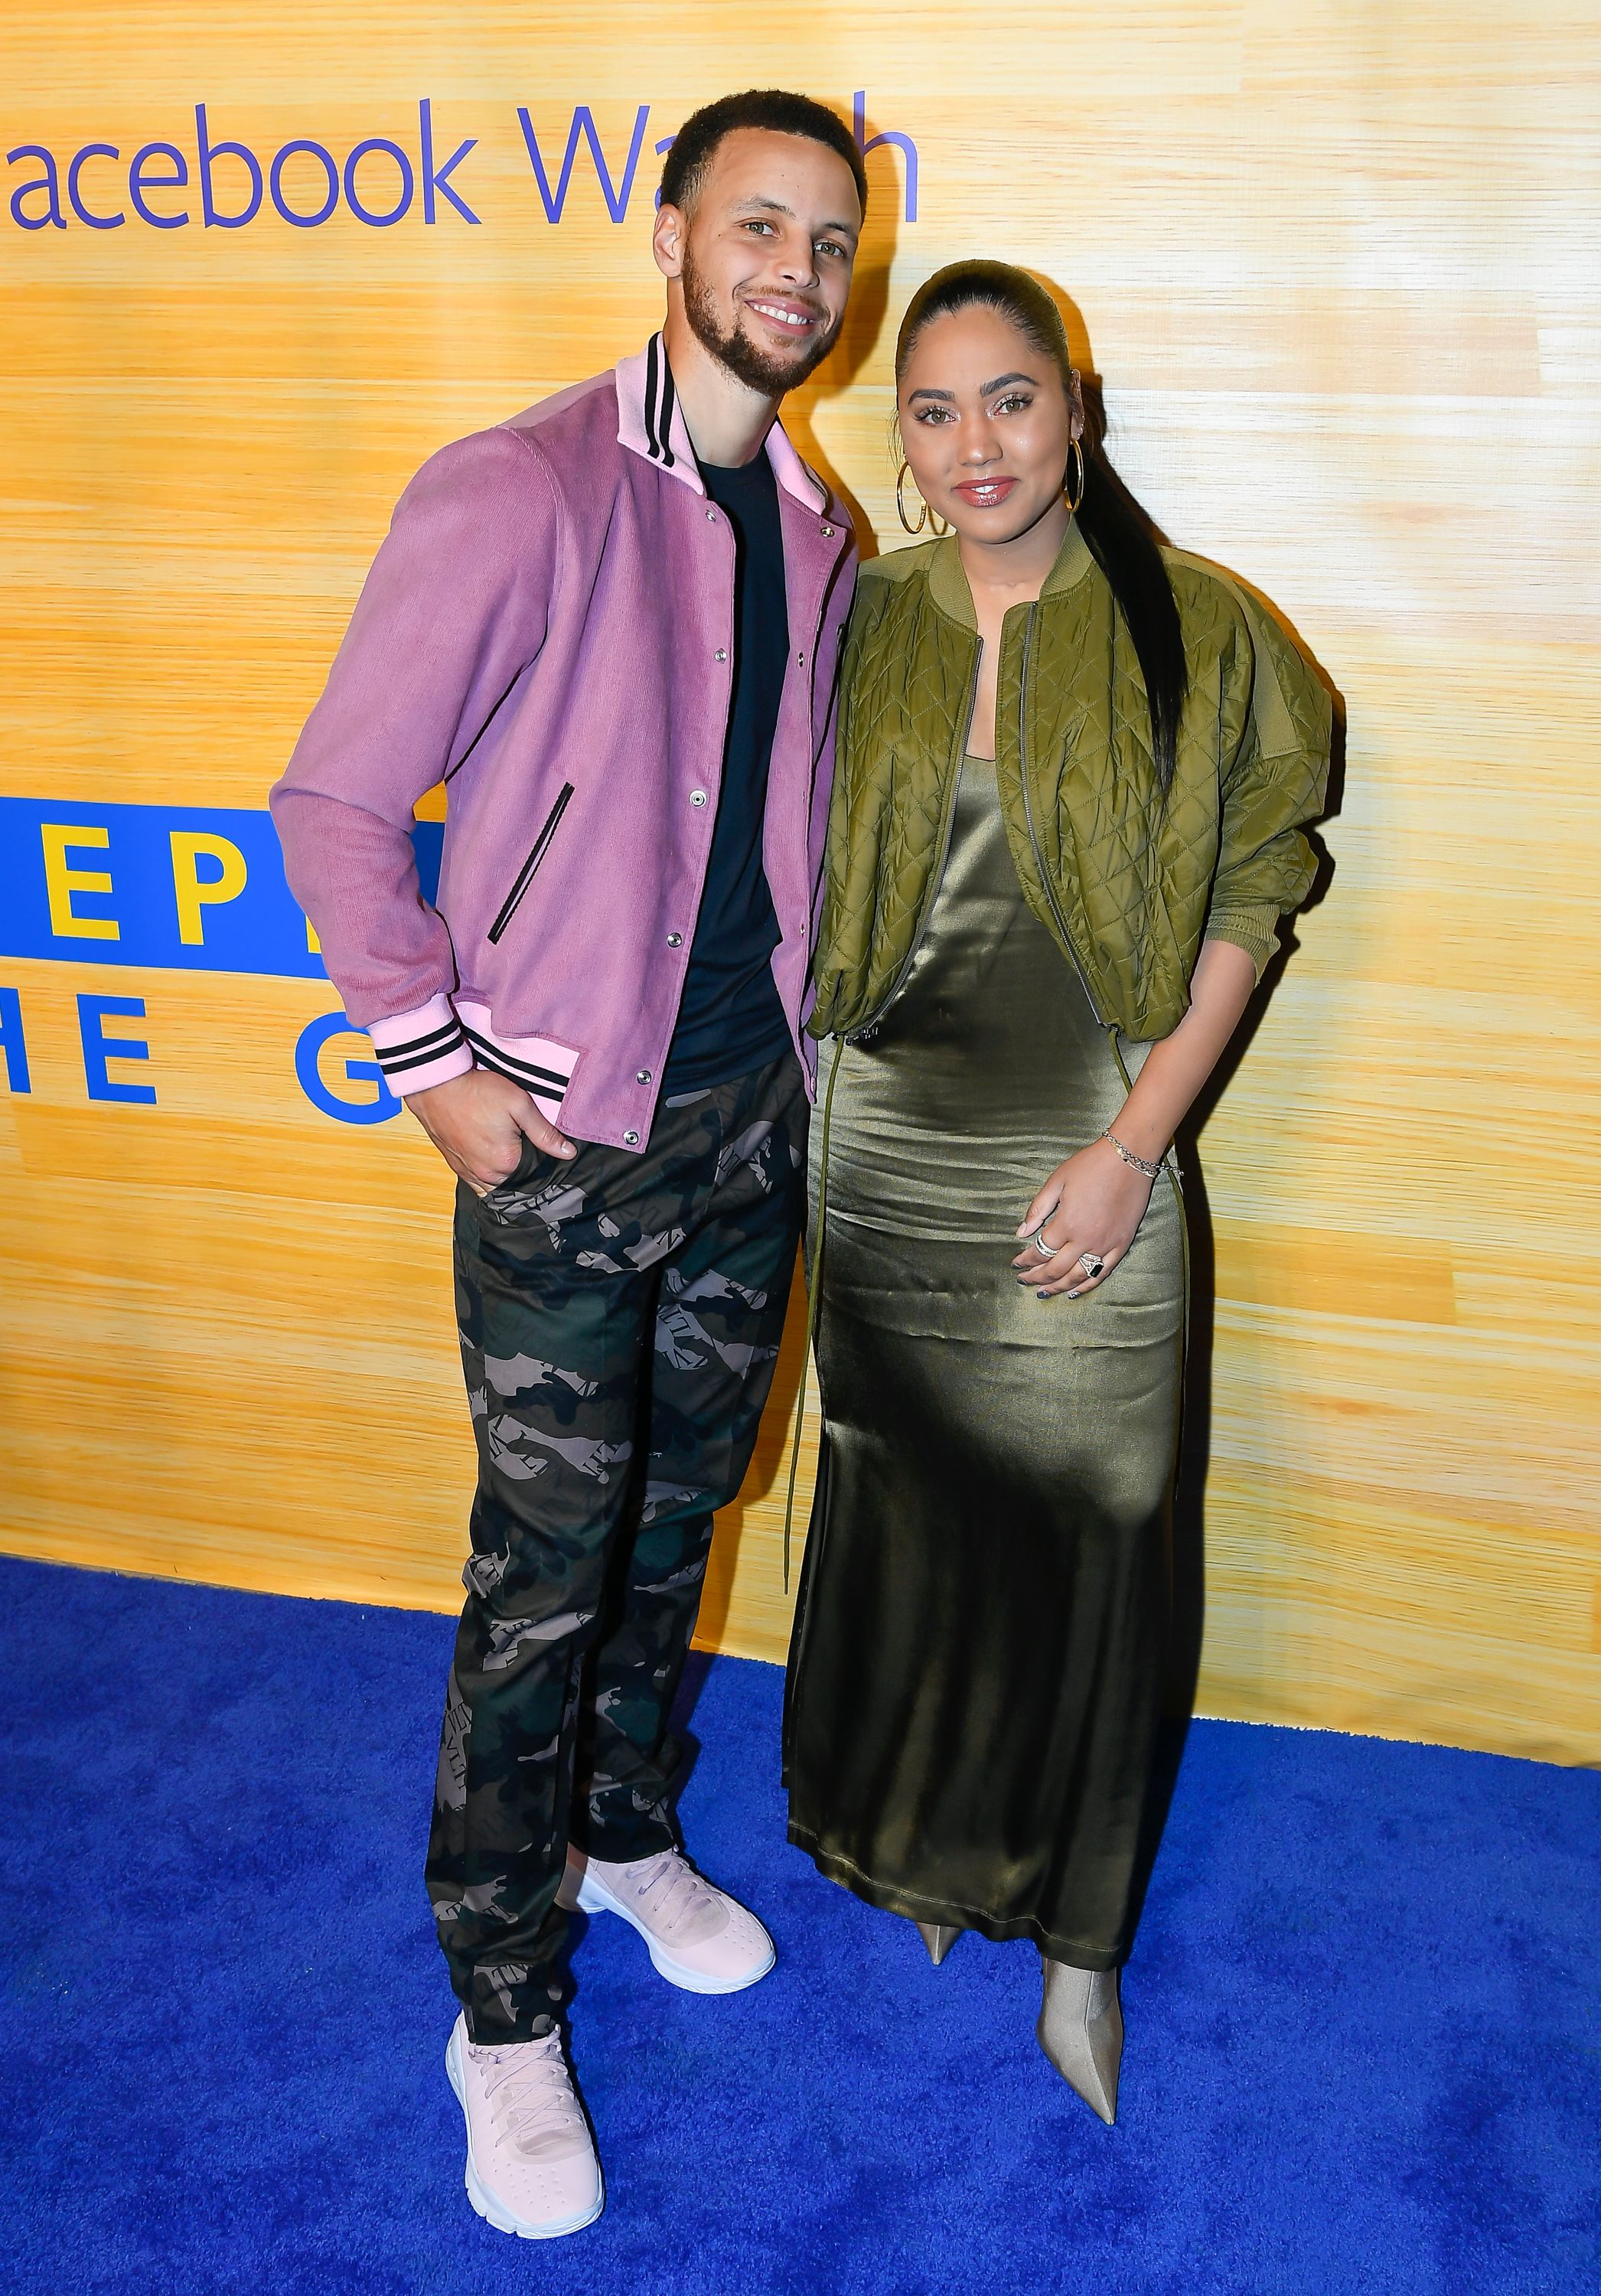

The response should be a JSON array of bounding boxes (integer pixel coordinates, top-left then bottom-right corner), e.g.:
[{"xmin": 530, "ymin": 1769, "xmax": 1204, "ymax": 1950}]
[{"xmin": 784, "ymin": 750, "xmax": 1185, "ymax": 1971}]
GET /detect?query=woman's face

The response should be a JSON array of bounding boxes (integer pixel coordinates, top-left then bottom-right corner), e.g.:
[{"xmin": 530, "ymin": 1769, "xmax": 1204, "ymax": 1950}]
[{"xmin": 897, "ymin": 304, "xmax": 1084, "ymax": 547}]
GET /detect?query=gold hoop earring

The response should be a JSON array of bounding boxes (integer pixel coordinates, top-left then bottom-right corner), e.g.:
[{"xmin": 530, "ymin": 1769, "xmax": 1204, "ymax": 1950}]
[
  {"xmin": 895, "ymin": 461, "xmax": 950, "ymax": 536},
  {"xmin": 896, "ymin": 459, "xmax": 928, "ymax": 534},
  {"xmin": 1064, "ymin": 437, "xmax": 1087, "ymax": 515}
]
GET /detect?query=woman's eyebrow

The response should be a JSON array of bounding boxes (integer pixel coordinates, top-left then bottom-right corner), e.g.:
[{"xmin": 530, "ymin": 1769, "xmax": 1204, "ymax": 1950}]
[{"xmin": 906, "ymin": 372, "xmax": 1040, "ymax": 405}]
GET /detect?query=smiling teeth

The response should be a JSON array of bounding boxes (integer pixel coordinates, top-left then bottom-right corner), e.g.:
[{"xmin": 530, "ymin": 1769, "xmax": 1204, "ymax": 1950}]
[{"xmin": 752, "ymin": 305, "xmax": 810, "ymax": 327}]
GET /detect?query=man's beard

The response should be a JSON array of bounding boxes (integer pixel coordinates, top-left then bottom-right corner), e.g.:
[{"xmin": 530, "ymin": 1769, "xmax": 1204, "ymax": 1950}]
[{"xmin": 681, "ymin": 247, "xmax": 840, "ymax": 396}]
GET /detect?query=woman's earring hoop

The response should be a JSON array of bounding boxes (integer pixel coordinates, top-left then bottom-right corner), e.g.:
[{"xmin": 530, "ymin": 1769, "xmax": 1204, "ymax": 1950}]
[
  {"xmin": 896, "ymin": 460, "xmax": 950, "ymax": 537},
  {"xmin": 895, "ymin": 458, "xmax": 928, "ymax": 534},
  {"xmin": 1064, "ymin": 436, "xmax": 1087, "ymax": 516}
]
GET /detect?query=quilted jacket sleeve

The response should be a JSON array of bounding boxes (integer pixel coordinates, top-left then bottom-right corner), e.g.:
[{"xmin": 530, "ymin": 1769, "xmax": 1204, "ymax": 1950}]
[{"xmin": 1203, "ymin": 583, "xmax": 1333, "ymax": 979}]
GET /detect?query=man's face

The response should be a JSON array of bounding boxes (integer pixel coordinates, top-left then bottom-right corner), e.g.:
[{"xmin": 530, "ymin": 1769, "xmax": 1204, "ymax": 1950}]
[{"xmin": 655, "ymin": 128, "xmax": 862, "ymax": 395}]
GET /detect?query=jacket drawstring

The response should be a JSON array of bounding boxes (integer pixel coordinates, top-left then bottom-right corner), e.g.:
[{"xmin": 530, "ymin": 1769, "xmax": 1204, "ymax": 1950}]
[{"xmin": 781, "ymin": 1035, "xmax": 844, "ymax": 1591}]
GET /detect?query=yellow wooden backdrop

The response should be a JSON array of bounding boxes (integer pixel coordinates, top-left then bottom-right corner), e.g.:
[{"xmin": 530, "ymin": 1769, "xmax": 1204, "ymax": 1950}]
[{"xmin": 2, "ymin": 2, "xmax": 1598, "ymax": 1765}]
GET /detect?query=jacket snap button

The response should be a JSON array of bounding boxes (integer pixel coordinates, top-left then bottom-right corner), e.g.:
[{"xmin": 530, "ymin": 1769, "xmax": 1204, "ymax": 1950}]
[
  {"xmin": 636, "ymin": 1069, "xmax": 651, "ymax": 1085},
  {"xmin": 715, "ymin": 647, "xmax": 728, "ymax": 663},
  {"xmin": 797, "ymin": 651, "xmax": 806, "ymax": 667},
  {"xmin": 667, "ymin": 931, "xmax": 683, "ymax": 947},
  {"xmin": 690, "ymin": 789, "xmax": 708, "ymax": 807},
  {"xmin": 821, "ymin": 523, "xmax": 834, "ymax": 537},
  {"xmin": 706, "ymin": 507, "xmax": 717, "ymax": 521},
  {"xmin": 623, "ymin": 1130, "xmax": 640, "ymax": 1146}
]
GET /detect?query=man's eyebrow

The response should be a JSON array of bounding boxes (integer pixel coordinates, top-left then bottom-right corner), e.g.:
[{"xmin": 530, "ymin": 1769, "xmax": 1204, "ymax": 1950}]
[{"xmin": 732, "ymin": 194, "xmax": 859, "ymax": 239}]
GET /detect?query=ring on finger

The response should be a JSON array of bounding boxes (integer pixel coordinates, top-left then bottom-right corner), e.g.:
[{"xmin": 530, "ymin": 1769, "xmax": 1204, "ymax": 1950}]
[
  {"xmin": 1031, "ymin": 1226, "xmax": 1058, "ymax": 1258},
  {"xmin": 1078, "ymin": 1251, "xmax": 1105, "ymax": 1280}
]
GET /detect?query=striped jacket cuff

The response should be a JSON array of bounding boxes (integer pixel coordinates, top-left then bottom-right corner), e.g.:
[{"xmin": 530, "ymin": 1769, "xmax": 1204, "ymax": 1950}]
[{"xmin": 367, "ymin": 995, "xmax": 474, "ymax": 1095}]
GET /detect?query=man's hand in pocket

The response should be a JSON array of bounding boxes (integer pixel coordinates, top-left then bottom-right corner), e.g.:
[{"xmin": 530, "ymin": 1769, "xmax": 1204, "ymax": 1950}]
[{"xmin": 404, "ymin": 1068, "xmax": 576, "ymax": 1196}]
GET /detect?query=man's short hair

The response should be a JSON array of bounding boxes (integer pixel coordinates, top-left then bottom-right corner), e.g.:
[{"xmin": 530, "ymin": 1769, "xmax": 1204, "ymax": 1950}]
[{"xmin": 660, "ymin": 90, "xmax": 867, "ymax": 217}]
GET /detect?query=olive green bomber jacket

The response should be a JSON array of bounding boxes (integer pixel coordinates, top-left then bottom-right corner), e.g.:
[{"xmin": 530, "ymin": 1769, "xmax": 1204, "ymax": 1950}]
[{"xmin": 807, "ymin": 523, "xmax": 1332, "ymax": 1045}]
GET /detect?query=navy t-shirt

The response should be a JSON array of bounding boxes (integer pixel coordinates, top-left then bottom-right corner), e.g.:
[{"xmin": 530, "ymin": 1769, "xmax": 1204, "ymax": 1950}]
[{"xmin": 660, "ymin": 451, "xmax": 794, "ymax": 1092}]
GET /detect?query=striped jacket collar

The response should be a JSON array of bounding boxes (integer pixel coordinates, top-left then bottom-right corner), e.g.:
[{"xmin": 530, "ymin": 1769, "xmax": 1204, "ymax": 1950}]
[{"xmin": 615, "ymin": 334, "xmax": 828, "ymax": 514}]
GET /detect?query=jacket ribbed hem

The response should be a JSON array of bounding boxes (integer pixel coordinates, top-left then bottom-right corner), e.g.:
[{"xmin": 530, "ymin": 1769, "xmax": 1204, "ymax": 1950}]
[
  {"xmin": 1203, "ymin": 902, "xmax": 1280, "ymax": 981},
  {"xmin": 365, "ymin": 993, "xmax": 585, "ymax": 1124},
  {"xmin": 367, "ymin": 994, "xmax": 474, "ymax": 1096}
]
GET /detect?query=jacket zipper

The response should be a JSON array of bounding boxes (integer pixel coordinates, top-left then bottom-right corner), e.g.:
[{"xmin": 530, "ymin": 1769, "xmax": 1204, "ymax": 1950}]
[
  {"xmin": 1016, "ymin": 607, "xmax": 1180, "ymax": 1186},
  {"xmin": 1015, "ymin": 604, "xmax": 1108, "ymax": 1032},
  {"xmin": 843, "ymin": 647, "xmax": 982, "ymax": 1043},
  {"xmin": 487, "ymin": 781, "xmax": 574, "ymax": 946}
]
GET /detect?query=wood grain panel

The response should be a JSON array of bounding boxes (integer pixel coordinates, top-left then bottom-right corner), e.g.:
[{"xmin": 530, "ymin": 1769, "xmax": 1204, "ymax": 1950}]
[{"xmin": 2, "ymin": 1, "xmax": 1597, "ymax": 1762}]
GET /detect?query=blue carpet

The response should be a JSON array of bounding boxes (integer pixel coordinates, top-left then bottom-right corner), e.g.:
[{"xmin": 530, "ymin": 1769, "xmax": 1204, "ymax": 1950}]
[{"xmin": 0, "ymin": 1556, "xmax": 1596, "ymax": 2295}]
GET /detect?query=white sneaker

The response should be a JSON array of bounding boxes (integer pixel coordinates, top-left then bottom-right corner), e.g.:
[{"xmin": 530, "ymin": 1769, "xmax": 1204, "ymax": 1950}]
[
  {"xmin": 445, "ymin": 2014, "xmax": 604, "ymax": 2240},
  {"xmin": 566, "ymin": 1847, "xmax": 775, "ymax": 1994}
]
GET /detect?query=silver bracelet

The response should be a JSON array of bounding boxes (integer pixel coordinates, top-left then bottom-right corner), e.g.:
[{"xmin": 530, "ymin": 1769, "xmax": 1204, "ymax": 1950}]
[{"xmin": 1100, "ymin": 1127, "xmax": 1165, "ymax": 1181}]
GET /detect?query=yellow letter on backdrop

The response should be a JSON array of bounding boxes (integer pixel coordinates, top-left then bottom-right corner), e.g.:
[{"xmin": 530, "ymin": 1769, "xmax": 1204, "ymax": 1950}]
[
  {"xmin": 170, "ymin": 830, "xmax": 249, "ymax": 946},
  {"xmin": 41, "ymin": 823, "xmax": 119, "ymax": 941}
]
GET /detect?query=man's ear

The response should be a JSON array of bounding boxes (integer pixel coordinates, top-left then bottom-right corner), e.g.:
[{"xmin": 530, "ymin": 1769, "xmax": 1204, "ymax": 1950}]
[{"xmin": 653, "ymin": 201, "xmax": 687, "ymax": 282}]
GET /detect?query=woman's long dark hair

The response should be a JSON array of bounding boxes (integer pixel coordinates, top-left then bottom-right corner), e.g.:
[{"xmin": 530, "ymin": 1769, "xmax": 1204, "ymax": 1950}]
[{"xmin": 896, "ymin": 261, "xmax": 1186, "ymax": 791}]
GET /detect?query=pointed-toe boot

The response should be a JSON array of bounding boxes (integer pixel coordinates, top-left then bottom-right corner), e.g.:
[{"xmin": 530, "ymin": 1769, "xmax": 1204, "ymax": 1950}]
[
  {"xmin": 1037, "ymin": 1955, "xmax": 1123, "ymax": 2124},
  {"xmin": 915, "ymin": 1920, "xmax": 961, "ymax": 1967}
]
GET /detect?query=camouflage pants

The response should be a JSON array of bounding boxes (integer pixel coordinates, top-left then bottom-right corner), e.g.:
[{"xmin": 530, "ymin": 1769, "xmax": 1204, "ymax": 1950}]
[{"xmin": 426, "ymin": 1052, "xmax": 806, "ymax": 2043}]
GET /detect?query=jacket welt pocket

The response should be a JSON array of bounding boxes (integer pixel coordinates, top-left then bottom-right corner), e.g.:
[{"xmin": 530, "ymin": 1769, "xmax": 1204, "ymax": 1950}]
[{"xmin": 487, "ymin": 782, "xmax": 574, "ymax": 945}]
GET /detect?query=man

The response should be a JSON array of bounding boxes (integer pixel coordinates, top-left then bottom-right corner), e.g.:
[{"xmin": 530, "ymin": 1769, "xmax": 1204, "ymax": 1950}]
[{"xmin": 271, "ymin": 90, "xmax": 863, "ymax": 2239}]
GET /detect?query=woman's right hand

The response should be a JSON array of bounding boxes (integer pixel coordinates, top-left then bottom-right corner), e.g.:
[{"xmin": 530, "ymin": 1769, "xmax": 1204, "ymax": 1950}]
[
  {"xmin": 404, "ymin": 1068, "xmax": 575, "ymax": 1196},
  {"xmin": 1010, "ymin": 1135, "xmax": 1155, "ymax": 1299}
]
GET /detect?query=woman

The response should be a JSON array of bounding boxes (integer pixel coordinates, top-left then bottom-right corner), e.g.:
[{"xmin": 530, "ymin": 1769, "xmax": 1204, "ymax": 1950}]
[{"xmin": 784, "ymin": 263, "xmax": 1331, "ymax": 2121}]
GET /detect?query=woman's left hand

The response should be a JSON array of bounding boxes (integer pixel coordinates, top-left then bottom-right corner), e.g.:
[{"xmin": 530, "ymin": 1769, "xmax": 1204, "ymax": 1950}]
[{"xmin": 1010, "ymin": 1136, "xmax": 1157, "ymax": 1300}]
